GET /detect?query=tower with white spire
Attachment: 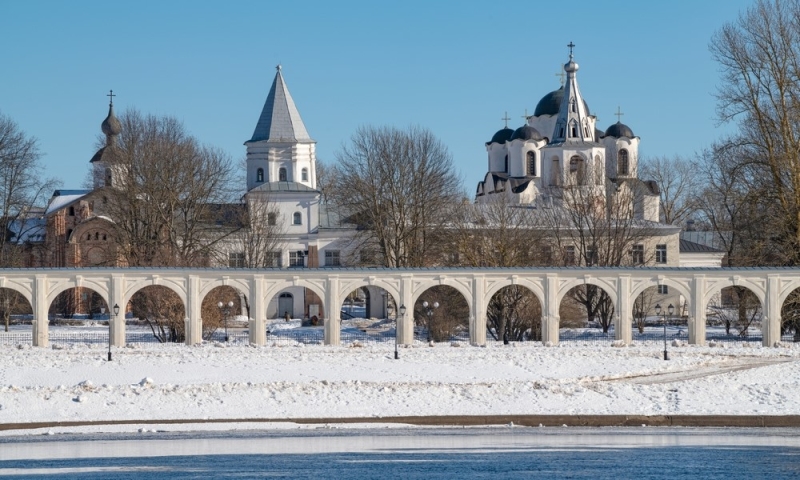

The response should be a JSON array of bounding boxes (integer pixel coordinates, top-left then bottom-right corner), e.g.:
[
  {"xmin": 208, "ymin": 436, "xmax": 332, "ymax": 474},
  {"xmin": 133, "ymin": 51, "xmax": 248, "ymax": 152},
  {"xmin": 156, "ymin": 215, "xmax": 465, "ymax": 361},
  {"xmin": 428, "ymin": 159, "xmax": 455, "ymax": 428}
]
[{"xmin": 245, "ymin": 65, "xmax": 317, "ymax": 192}]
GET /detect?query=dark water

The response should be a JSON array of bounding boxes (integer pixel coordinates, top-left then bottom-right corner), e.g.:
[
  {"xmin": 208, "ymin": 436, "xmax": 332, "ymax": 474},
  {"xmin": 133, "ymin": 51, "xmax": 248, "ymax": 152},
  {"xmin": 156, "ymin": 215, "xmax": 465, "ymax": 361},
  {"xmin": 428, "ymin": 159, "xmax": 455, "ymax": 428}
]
[{"xmin": 1, "ymin": 428, "xmax": 798, "ymax": 479}]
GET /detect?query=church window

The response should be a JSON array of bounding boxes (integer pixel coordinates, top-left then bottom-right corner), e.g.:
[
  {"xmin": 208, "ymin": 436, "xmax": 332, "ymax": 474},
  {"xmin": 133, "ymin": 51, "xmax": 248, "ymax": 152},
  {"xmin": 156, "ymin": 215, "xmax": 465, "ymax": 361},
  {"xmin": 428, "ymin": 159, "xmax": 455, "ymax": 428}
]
[
  {"xmin": 268, "ymin": 212, "xmax": 277, "ymax": 226},
  {"xmin": 105, "ymin": 168, "xmax": 112, "ymax": 186},
  {"xmin": 256, "ymin": 168, "xmax": 264, "ymax": 183},
  {"xmin": 618, "ymin": 149, "xmax": 629, "ymax": 176},
  {"xmin": 102, "ymin": 234, "xmax": 107, "ymax": 241},
  {"xmin": 571, "ymin": 126, "xmax": 577, "ymax": 138},
  {"xmin": 527, "ymin": 151, "xmax": 536, "ymax": 176},
  {"xmin": 293, "ymin": 212, "xmax": 302, "ymax": 225},
  {"xmin": 559, "ymin": 127, "xmax": 565, "ymax": 137},
  {"xmin": 69, "ymin": 206, "xmax": 75, "ymax": 216},
  {"xmin": 550, "ymin": 158, "xmax": 560, "ymax": 186},
  {"xmin": 228, "ymin": 252, "xmax": 245, "ymax": 268},
  {"xmin": 279, "ymin": 168, "xmax": 287, "ymax": 182},
  {"xmin": 301, "ymin": 168, "xmax": 308, "ymax": 182},
  {"xmin": 87, "ymin": 233, "xmax": 91, "ymax": 241},
  {"xmin": 631, "ymin": 244, "xmax": 644, "ymax": 265},
  {"xmin": 289, "ymin": 251, "xmax": 304, "ymax": 267},
  {"xmin": 267, "ymin": 251, "xmax": 282, "ymax": 268},
  {"xmin": 504, "ymin": 155, "xmax": 508, "ymax": 173},
  {"xmin": 570, "ymin": 99, "xmax": 577, "ymax": 113},
  {"xmin": 564, "ymin": 246, "xmax": 576, "ymax": 266},
  {"xmin": 95, "ymin": 232, "xmax": 99, "ymax": 240},
  {"xmin": 656, "ymin": 244, "xmax": 667, "ymax": 264},
  {"xmin": 569, "ymin": 155, "xmax": 586, "ymax": 185},
  {"xmin": 325, "ymin": 250, "xmax": 341, "ymax": 267}
]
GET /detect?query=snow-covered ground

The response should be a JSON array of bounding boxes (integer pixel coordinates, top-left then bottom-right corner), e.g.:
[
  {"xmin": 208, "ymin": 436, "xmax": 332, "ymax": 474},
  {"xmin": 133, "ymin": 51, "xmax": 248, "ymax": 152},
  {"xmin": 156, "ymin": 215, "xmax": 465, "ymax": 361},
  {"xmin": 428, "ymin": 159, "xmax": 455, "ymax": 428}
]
[{"xmin": 1, "ymin": 334, "xmax": 799, "ymax": 436}]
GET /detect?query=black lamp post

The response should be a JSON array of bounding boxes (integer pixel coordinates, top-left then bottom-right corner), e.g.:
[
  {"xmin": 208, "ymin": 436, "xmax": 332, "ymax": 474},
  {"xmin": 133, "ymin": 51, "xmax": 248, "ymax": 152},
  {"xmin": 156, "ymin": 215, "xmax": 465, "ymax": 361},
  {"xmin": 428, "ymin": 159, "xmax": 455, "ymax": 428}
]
[
  {"xmin": 396, "ymin": 304, "xmax": 406, "ymax": 360},
  {"xmin": 422, "ymin": 300, "xmax": 439, "ymax": 342},
  {"xmin": 109, "ymin": 303, "xmax": 119, "ymax": 361},
  {"xmin": 218, "ymin": 300, "xmax": 234, "ymax": 341},
  {"xmin": 655, "ymin": 303, "xmax": 674, "ymax": 361}
]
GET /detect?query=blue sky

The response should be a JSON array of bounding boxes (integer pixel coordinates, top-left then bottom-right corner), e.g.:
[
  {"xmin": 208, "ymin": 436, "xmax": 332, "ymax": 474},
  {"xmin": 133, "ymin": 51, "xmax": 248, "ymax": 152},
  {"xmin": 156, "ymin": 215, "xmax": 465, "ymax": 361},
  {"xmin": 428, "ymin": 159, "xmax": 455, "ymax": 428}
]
[{"xmin": 0, "ymin": 0, "xmax": 754, "ymax": 196}]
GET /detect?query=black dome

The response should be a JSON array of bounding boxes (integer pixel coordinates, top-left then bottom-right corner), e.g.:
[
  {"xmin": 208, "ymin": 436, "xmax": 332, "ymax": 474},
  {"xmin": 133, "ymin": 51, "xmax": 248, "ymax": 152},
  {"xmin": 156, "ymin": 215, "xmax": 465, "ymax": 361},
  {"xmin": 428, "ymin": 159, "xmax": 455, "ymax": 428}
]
[
  {"xmin": 533, "ymin": 86, "xmax": 590, "ymax": 116},
  {"xmin": 594, "ymin": 128, "xmax": 605, "ymax": 140},
  {"xmin": 510, "ymin": 125, "xmax": 544, "ymax": 142},
  {"xmin": 488, "ymin": 127, "xmax": 514, "ymax": 144},
  {"xmin": 605, "ymin": 121, "xmax": 635, "ymax": 138}
]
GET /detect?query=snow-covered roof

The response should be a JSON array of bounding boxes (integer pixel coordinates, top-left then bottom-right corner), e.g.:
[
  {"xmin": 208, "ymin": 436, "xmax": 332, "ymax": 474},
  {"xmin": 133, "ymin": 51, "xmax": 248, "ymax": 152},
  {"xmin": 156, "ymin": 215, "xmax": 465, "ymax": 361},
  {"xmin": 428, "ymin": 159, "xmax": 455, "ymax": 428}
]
[{"xmin": 44, "ymin": 190, "xmax": 92, "ymax": 216}]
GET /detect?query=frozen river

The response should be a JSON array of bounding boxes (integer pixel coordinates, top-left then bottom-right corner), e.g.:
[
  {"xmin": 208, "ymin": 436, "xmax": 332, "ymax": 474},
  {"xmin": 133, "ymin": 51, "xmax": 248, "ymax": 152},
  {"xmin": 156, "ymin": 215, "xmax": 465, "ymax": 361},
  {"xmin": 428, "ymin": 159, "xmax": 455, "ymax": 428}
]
[{"xmin": 1, "ymin": 427, "xmax": 799, "ymax": 479}]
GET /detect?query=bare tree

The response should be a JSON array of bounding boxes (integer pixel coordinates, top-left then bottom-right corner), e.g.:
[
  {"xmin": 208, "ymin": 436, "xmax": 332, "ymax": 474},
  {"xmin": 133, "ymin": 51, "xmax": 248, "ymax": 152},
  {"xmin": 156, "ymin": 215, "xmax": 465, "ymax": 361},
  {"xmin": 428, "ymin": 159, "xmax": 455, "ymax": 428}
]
[
  {"xmin": 639, "ymin": 155, "xmax": 700, "ymax": 225},
  {"xmin": 331, "ymin": 125, "xmax": 464, "ymax": 267},
  {"xmin": 0, "ymin": 112, "xmax": 58, "ymax": 266},
  {"xmin": 543, "ymin": 174, "xmax": 660, "ymax": 332},
  {"xmin": 102, "ymin": 109, "xmax": 237, "ymax": 267},
  {"xmin": 710, "ymin": 0, "xmax": 800, "ymax": 265}
]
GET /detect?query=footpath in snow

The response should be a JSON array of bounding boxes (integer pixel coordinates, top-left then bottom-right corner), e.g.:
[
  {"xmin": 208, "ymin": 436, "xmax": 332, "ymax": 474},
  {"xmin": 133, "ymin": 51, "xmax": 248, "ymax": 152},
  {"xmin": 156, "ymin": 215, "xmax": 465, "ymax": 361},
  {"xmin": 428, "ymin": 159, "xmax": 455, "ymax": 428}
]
[{"xmin": 0, "ymin": 341, "xmax": 798, "ymax": 434}]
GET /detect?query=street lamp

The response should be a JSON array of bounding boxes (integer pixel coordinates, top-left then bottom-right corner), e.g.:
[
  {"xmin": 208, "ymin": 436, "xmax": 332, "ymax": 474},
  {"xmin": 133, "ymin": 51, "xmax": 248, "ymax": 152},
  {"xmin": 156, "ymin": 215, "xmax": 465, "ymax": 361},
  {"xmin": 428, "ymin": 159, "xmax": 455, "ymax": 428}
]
[
  {"xmin": 217, "ymin": 300, "xmax": 234, "ymax": 341},
  {"xmin": 654, "ymin": 303, "xmax": 674, "ymax": 361},
  {"xmin": 422, "ymin": 300, "xmax": 439, "ymax": 342},
  {"xmin": 396, "ymin": 304, "xmax": 406, "ymax": 360},
  {"xmin": 109, "ymin": 303, "xmax": 119, "ymax": 362}
]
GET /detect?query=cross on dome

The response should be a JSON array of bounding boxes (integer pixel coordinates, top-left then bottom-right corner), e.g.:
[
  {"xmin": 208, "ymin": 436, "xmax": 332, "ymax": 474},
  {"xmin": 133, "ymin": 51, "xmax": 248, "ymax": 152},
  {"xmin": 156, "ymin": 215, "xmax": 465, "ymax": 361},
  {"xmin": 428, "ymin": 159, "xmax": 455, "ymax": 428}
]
[
  {"xmin": 501, "ymin": 111, "xmax": 510, "ymax": 128},
  {"xmin": 567, "ymin": 41, "xmax": 575, "ymax": 59},
  {"xmin": 555, "ymin": 68, "xmax": 566, "ymax": 86},
  {"xmin": 615, "ymin": 106, "xmax": 624, "ymax": 122},
  {"xmin": 107, "ymin": 89, "xmax": 116, "ymax": 107}
]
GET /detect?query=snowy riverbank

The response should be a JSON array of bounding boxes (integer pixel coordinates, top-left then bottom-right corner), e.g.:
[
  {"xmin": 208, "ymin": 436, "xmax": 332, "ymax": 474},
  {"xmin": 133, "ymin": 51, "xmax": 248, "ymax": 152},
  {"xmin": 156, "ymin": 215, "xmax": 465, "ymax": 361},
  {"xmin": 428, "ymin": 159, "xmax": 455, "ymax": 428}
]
[{"xmin": 1, "ymin": 341, "xmax": 799, "ymax": 434}]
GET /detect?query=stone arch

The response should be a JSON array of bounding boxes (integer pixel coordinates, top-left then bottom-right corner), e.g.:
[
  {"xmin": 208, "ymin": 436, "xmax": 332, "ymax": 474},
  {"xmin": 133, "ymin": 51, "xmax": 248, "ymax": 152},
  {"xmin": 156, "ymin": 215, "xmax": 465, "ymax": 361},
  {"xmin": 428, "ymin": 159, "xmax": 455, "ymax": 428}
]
[
  {"xmin": 46, "ymin": 278, "xmax": 109, "ymax": 307},
  {"xmin": 412, "ymin": 278, "xmax": 473, "ymax": 310},
  {"xmin": 413, "ymin": 284, "xmax": 470, "ymax": 343},
  {"xmin": 703, "ymin": 278, "xmax": 765, "ymax": 307},
  {"xmin": 264, "ymin": 281, "xmax": 326, "ymax": 321},
  {"xmin": 338, "ymin": 284, "xmax": 398, "ymax": 321},
  {"xmin": 704, "ymin": 283, "xmax": 763, "ymax": 342},
  {"xmin": 0, "ymin": 287, "xmax": 34, "ymax": 332},
  {"xmin": 483, "ymin": 278, "xmax": 545, "ymax": 310},
  {"xmin": 485, "ymin": 283, "xmax": 543, "ymax": 342},
  {"xmin": 48, "ymin": 285, "xmax": 109, "ymax": 320},
  {"xmin": 124, "ymin": 278, "xmax": 187, "ymax": 307},
  {"xmin": 200, "ymin": 284, "xmax": 247, "ymax": 341},
  {"xmin": 128, "ymin": 285, "xmax": 187, "ymax": 343},
  {"xmin": 630, "ymin": 278, "xmax": 691, "ymax": 308},
  {"xmin": 0, "ymin": 279, "xmax": 32, "ymax": 306},
  {"xmin": 778, "ymin": 279, "xmax": 800, "ymax": 307},
  {"xmin": 779, "ymin": 285, "xmax": 800, "ymax": 342},
  {"xmin": 557, "ymin": 279, "xmax": 618, "ymax": 336}
]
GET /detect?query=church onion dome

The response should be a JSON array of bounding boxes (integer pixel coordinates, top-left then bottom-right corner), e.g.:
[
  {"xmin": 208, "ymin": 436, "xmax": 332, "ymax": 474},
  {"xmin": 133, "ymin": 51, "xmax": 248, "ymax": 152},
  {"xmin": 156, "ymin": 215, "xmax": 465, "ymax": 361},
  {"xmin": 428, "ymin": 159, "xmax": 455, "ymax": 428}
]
[
  {"xmin": 101, "ymin": 104, "xmax": 122, "ymax": 137},
  {"xmin": 487, "ymin": 127, "xmax": 514, "ymax": 145},
  {"xmin": 510, "ymin": 124, "xmax": 543, "ymax": 142},
  {"xmin": 533, "ymin": 86, "xmax": 590, "ymax": 116},
  {"xmin": 604, "ymin": 121, "xmax": 635, "ymax": 138}
]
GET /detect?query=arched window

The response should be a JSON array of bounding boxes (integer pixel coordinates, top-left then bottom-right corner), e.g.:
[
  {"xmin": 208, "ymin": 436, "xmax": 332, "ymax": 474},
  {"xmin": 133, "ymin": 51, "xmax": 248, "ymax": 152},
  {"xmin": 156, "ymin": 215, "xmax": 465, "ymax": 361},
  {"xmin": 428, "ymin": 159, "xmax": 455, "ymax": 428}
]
[
  {"xmin": 95, "ymin": 232, "xmax": 99, "ymax": 240},
  {"xmin": 279, "ymin": 168, "xmax": 287, "ymax": 182},
  {"xmin": 68, "ymin": 206, "xmax": 75, "ymax": 216},
  {"xmin": 504, "ymin": 155, "xmax": 508, "ymax": 173},
  {"xmin": 256, "ymin": 168, "xmax": 264, "ymax": 182},
  {"xmin": 293, "ymin": 212, "xmax": 302, "ymax": 225},
  {"xmin": 527, "ymin": 151, "xmax": 536, "ymax": 176},
  {"xmin": 570, "ymin": 155, "xmax": 586, "ymax": 185},
  {"xmin": 550, "ymin": 158, "xmax": 560, "ymax": 186},
  {"xmin": 618, "ymin": 149, "xmax": 629, "ymax": 176},
  {"xmin": 87, "ymin": 233, "xmax": 91, "ymax": 241},
  {"xmin": 301, "ymin": 168, "xmax": 308, "ymax": 182},
  {"xmin": 570, "ymin": 98, "xmax": 577, "ymax": 113}
]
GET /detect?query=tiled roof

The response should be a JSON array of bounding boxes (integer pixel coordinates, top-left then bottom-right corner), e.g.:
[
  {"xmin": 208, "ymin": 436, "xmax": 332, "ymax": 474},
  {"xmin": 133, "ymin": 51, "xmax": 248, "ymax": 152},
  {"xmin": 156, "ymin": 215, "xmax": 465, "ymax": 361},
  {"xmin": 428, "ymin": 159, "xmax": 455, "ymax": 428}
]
[
  {"xmin": 248, "ymin": 67, "xmax": 313, "ymax": 143},
  {"xmin": 679, "ymin": 238, "xmax": 724, "ymax": 253}
]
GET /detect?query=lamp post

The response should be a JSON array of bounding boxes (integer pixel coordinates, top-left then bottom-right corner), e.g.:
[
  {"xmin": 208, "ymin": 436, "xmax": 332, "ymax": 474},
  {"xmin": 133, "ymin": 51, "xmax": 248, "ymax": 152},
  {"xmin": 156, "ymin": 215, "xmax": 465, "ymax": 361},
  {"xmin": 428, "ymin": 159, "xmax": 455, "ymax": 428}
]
[
  {"xmin": 654, "ymin": 303, "xmax": 674, "ymax": 361},
  {"xmin": 422, "ymin": 300, "xmax": 439, "ymax": 342},
  {"xmin": 396, "ymin": 304, "xmax": 406, "ymax": 360},
  {"xmin": 109, "ymin": 303, "xmax": 119, "ymax": 361},
  {"xmin": 217, "ymin": 300, "xmax": 234, "ymax": 342}
]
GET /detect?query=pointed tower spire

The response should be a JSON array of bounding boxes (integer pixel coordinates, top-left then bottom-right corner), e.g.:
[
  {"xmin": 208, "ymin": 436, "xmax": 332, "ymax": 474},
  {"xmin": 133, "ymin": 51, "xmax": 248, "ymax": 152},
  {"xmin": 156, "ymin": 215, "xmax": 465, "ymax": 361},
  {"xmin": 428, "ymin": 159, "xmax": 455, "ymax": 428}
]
[
  {"xmin": 248, "ymin": 66, "xmax": 313, "ymax": 143},
  {"xmin": 551, "ymin": 43, "xmax": 593, "ymax": 144}
]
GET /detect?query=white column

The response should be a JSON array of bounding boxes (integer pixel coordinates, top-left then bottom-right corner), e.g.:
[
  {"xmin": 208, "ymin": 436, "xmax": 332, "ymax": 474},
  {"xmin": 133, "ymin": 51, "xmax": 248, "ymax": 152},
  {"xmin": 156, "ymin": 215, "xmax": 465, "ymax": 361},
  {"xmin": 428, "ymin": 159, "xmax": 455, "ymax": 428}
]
[
  {"xmin": 250, "ymin": 276, "xmax": 266, "ymax": 345},
  {"xmin": 471, "ymin": 276, "xmax": 486, "ymax": 346},
  {"xmin": 398, "ymin": 275, "xmax": 414, "ymax": 345},
  {"xmin": 110, "ymin": 274, "xmax": 125, "ymax": 346},
  {"xmin": 324, "ymin": 276, "xmax": 340, "ymax": 345},
  {"xmin": 33, "ymin": 275, "xmax": 48, "ymax": 347},
  {"xmin": 543, "ymin": 275, "xmax": 559, "ymax": 345},
  {"xmin": 764, "ymin": 275, "xmax": 781, "ymax": 347},
  {"xmin": 185, "ymin": 275, "xmax": 202, "ymax": 345},
  {"xmin": 689, "ymin": 275, "xmax": 706, "ymax": 345},
  {"xmin": 616, "ymin": 275, "xmax": 632, "ymax": 344}
]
